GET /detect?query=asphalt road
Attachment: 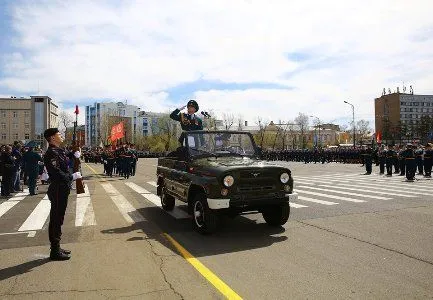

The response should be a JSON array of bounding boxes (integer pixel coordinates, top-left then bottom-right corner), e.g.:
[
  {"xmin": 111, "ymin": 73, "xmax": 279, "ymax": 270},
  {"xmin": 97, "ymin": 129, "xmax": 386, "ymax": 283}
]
[{"xmin": 0, "ymin": 158, "xmax": 432, "ymax": 299}]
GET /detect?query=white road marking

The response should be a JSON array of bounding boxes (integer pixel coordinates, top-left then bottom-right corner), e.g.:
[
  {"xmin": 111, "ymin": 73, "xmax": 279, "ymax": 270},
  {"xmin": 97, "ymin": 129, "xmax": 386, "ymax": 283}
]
[
  {"xmin": 0, "ymin": 201, "xmax": 20, "ymax": 219},
  {"xmin": 298, "ymin": 185, "xmax": 391, "ymax": 200},
  {"xmin": 18, "ymin": 195, "xmax": 51, "ymax": 232},
  {"xmin": 289, "ymin": 202, "xmax": 308, "ymax": 208},
  {"xmin": 295, "ymin": 189, "xmax": 366, "ymax": 203},
  {"xmin": 125, "ymin": 182, "xmax": 190, "ymax": 219},
  {"xmin": 147, "ymin": 181, "xmax": 158, "ymax": 188},
  {"xmin": 75, "ymin": 185, "xmax": 96, "ymax": 227},
  {"xmin": 298, "ymin": 196, "xmax": 338, "ymax": 205},
  {"xmin": 331, "ymin": 183, "xmax": 420, "ymax": 197},
  {"xmin": 0, "ymin": 230, "xmax": 36, "ymax": 237},
  {"xmin": 101, "ymin": 183, "xmax": 145, "ymax": 223},
  {"xmin": 334, "ymin": 182, "xmax": 433, "ymax": 196}
]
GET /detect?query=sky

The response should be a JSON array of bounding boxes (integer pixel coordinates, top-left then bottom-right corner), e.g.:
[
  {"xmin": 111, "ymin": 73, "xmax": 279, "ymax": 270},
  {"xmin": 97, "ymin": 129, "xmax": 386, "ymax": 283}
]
[{"xmin": 0, "ymin": 0, "xmax": 432, "ymax": 129}]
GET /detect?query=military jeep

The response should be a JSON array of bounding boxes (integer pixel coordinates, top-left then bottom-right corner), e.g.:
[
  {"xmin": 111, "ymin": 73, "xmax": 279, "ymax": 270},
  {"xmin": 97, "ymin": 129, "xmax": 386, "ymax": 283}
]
[{"xmin": 156, "ymin": 130, "xmax": 298, "ymax": 234}]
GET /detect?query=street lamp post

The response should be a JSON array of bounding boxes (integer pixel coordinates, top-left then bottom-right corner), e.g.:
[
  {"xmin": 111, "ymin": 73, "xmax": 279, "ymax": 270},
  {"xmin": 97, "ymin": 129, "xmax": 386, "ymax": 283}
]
[
  {"xmin": 344, "ymin": 101, "xmax": 355, "ymax": 148},
  {"xmin": 310, "ymin": 115, "xmax": 320, "ymax": 148}
]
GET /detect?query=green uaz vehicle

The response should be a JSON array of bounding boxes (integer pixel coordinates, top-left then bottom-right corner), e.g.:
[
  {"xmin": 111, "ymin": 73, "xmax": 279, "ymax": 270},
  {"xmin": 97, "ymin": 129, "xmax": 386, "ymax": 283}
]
[{"xmin": 156, "ymin": 130, "xmax": 298, "ymax": 234}]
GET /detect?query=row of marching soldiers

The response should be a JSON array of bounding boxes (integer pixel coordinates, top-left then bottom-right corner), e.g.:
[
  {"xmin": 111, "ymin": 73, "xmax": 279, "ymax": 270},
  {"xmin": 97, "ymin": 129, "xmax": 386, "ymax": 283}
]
[
  {"xmin": 94, "ymin": 144, "xmax": 138, "ymax": 179},
  {"xmin": 363, "ymin": 143, "xmax": 432, "ymax": 181}
]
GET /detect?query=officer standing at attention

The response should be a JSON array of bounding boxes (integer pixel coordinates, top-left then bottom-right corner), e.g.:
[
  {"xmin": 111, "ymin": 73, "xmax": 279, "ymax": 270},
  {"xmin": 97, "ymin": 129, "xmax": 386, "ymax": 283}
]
[
  {"xmin": 423, "ymin": 143, "xmax": 432, "ymax": 178},
  {"xmin": 363, "ymin": 145, "xmax": 373, "ymax": 175},
  {"xmin": 22, "ymin": 147, "xmax": 42, "ymax": 195},
  {"xmin": 170, "ymin": 100, "xmax": 203, "ymax": 131},
  {"xmin": 43, "ymin": 128, "xmax": 82, "ymax": 260},
  {"xmin": 405, "ymin": 143, "xmax": 416, "ymax": 181}
]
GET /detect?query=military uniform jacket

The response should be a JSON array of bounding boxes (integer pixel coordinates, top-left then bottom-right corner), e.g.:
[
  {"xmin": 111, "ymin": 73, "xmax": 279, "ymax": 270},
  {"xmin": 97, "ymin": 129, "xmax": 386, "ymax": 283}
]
[
  {"xmin": 170, "ymin": 109, "xmax": 203, "ymax": 131},
  {"xmin": 23, "ymin": 151, "xmax": 42, "ymax": 174},
  {"xmin": 44, "ymin": 145, "xmax": 72, "ymax": 186}
]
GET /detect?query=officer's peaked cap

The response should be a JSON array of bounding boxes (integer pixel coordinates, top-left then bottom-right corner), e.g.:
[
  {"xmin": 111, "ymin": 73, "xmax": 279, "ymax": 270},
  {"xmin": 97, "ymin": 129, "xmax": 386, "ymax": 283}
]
[
  {"xmin": 187, "ymin": 99, "xmax": 199, "ymax": 111},
  {"xmin": 44, "ymin": 128, "xmax": 59, "ymax": 140}
]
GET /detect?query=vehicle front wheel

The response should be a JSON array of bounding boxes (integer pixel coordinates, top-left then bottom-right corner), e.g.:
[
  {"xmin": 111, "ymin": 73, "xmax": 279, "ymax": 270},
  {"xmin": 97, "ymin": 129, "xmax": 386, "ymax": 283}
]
[
  {"xmin": 192, "ymin": 193, "xmax": 219, "ymax": 234},
  {"xmin": 161, "ymin": 187, "xmax": 175, "ymax": 211},
  {"xmin": 262, "ymin": 203, "xmax": 290, "ymax": 226}
]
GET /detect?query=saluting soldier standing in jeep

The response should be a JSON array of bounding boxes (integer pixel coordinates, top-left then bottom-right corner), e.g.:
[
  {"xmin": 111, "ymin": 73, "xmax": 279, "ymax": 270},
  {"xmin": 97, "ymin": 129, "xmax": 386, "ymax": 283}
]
[{"xmin": 170, "ymin": 100, "xmax": 203, "ymax": 132}]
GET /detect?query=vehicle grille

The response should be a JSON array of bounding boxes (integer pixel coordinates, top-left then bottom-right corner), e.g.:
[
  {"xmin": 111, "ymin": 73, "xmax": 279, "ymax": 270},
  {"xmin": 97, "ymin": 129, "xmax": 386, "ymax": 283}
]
[
  {"xmin": 237, "ymin": 185, "xmax": 274, "ymax": 192},
  {"xmin": 239, "ymin": 170, "xmax": 274, "ymax": 179}
]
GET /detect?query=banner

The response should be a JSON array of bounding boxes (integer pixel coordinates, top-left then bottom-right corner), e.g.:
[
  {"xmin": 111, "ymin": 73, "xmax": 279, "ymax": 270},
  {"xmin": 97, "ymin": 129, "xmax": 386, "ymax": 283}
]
[
  {"xmin": 111, "ymin": 122, "xmax": 124, "ymax": 142},
  {"xmin": 376, "ymin": 131, "xmax": 382, "ymax": 143}
]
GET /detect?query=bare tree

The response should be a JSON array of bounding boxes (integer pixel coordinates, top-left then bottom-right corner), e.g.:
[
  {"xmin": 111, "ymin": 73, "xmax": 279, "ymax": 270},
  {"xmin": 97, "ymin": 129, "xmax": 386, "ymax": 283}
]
[
  {"xmin": 222, "ymin": 113, "xmax": 234, "ymax": 130},
  {"xmin": 295, "ymin": 113, "xmax": 309, "ymax": 148},
  {"xmin": 237, "ymin": 115, "xmax": 245, "ymax": 131},
  {"xmin": 58, "ymin": 111, "xmax": 74, "ymax": 139},
  {"xmin": 356, "ymin": 119, "xmax": 371, "ymax": 144},
  {"xmin": 155, "ymin": 113, "xmax": 178, "ymax": 151}
]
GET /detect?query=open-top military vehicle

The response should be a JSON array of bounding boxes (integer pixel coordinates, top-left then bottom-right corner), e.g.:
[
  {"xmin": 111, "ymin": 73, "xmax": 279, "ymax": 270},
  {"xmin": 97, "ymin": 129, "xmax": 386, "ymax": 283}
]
[{"xmin": 156, "ymin": 130, "xmax": 298, "ymax": 234}]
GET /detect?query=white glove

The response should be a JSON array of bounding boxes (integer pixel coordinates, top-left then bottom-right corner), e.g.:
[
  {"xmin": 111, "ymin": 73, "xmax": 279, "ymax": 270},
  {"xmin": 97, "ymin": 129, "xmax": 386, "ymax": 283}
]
[
  {"xmin": 178, "ymin": 105, "xmax": 186, "ymax": 110},
  {"xmin": 72, "ymin": 172, "xmax": 82, "ymax": 181},
  {"xmin": 74, "ymin": 151, "xmax": 81, "ymax": 158}
]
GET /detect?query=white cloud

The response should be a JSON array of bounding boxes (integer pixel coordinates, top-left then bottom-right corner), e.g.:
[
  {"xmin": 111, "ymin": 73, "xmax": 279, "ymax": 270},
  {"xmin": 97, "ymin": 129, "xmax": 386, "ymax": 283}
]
[{"xmin": 1, "ymin": 0, "xmax": 433, "ymax": 129}]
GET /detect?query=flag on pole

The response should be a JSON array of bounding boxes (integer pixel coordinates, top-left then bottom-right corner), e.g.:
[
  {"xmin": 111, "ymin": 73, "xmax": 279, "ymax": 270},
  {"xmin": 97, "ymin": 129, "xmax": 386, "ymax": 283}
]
[{"xmin": 74, "ymin": 105, "xmax": 79, "ymax": 115}]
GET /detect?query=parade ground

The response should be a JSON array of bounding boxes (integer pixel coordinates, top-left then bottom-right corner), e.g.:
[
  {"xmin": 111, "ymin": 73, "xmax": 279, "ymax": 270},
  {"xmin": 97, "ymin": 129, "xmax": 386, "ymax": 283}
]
[{"xmin": 1, "ymin": 159, "xmax": 432, "ymax": 299}]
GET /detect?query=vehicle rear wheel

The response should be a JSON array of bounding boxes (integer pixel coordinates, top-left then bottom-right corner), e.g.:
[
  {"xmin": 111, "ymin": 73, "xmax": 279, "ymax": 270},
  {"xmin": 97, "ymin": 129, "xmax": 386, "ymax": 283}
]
[
  {"xmin": 192, "ymin": 193, "xmax": 219, "ymax": 234},
  {"xmin": 161, "ymin": 187, "xmax": 175, "ymax": 211},
  {"xmin": 262, "ymin": 203, "xmax": 290, "ymax": 226}
]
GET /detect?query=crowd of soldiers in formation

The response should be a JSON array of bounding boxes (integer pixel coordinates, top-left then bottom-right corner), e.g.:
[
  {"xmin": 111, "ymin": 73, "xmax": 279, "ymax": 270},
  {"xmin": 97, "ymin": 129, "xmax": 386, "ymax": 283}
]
[
  {"xmin": 262, "ymin": 143, "xmax": 433, "ymax": 181},
  {"xmin": 82, "ymin": 143, "xmax": 138, "ymax": 179}
]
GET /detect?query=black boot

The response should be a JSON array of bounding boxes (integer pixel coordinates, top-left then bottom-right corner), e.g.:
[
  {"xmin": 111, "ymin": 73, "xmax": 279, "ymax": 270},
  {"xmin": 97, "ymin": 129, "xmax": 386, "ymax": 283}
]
[
  {"xmin": 50, "ymin": 247, "xmax": 71, "ymax": 260},
  {"xmin": 60, "ymin": 248, "xmax": 71, "ymax": 255}
]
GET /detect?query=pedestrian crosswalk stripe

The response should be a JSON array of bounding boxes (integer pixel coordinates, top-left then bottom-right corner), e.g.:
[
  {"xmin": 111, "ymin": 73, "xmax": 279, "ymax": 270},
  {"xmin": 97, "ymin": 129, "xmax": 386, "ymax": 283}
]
[
  {"xmin": 101, "ymin": 183, "xmax": 145, "ymax": 223},
  {"xmin": 147, "ymin": 181, "xmax": 157, "ymax": 188},
  {"xmin": 290, "ymin": 202, "xmax": 308, "ymax": 208},
  {"xmin": 125, "ymin": 182, "xmax": 189, "ymax": 219},
  {"xmin": 0, "ymin": 188, "xmax": 29, "ymax": 218},
  {"xmin": 295, "ymin": 189, "xmax": 366, "ymax": 203},
  {"xmin": 330, "ymin": 183, "xmax": 416, "ymax": 197},
  {"xmin": 18, "ymin": 195, "xmax": 50, "ymax": 232},
  {"xmin": 366, "ymin": 182, "xmax": 433, "ymax": 193},
  {"xmin": 297, "ymin": 185, "xmax": 391, "ymax": 200},
  {"xmin": 297, "ymin": 196, "xmax": 338, "ymax": 205},
  {"xmin": 75, "ymin": 185, "xmax": 96, "ymax": 227},
  {"xmin": 334, "ymin": 182, "xmax": 433, "ymax": 196}
]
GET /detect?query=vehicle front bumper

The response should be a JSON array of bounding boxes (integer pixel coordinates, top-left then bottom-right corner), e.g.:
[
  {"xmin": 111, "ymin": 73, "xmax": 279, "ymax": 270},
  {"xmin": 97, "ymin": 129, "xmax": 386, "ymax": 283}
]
[{"xmin": 207, "ymin": 192, "xmax": 298, "ymax": 210}]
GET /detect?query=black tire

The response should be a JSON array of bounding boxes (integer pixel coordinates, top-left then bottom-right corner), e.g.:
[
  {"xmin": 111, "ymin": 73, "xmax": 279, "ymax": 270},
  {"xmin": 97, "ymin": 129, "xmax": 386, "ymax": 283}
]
[
  {"xmin": 161, "ymin": 187, "xmax": 175, "ymax": 211},
  {"xmin": 191, "ymin": 193, "xmax": 219, "ymax": 234},
  {"xmin": 262, "ymin": 203, "xmax": 290, "ymax": 226}
]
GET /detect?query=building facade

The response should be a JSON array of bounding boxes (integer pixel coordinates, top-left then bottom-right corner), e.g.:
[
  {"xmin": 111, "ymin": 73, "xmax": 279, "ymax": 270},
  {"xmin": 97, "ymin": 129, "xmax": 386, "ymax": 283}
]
[
  {"xmin": 85, "ymin": 101, "xmax": 146, "ymax": 147},
  {"xmin": 375, "ymin": 93, "xmax": 433, "ymax": 142},
  {"xmin": 65, "ymin": 125, "xmax": 86, "ymax": 147},
  {"xmin": 0, "ymin": 96, "xmax": 58, "ymax": 147}
]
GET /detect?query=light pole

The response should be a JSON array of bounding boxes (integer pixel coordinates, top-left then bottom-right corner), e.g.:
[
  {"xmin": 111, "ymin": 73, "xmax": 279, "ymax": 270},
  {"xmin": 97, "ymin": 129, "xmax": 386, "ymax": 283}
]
[
  {"xmin": 310, "ymin": 115, "xmax": 320, "ymax": 147},
  {"xmin": 344, "ymin": 101, "xmax": 355, "ymax": 148}
]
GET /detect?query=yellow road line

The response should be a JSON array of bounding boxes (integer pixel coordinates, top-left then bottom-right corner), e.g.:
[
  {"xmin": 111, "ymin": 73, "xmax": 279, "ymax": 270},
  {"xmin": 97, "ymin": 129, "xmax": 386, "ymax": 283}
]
[
  {"xmin": 85, "ymin": 162, "xmax": 242, "ymax": 299},
  {"xmin": 163, "ymin": 233, "xmax": 243, "ymax": 300}
]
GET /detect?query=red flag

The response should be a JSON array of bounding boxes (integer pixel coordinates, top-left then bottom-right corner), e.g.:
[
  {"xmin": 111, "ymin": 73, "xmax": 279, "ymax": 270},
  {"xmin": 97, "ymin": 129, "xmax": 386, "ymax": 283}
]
[
  {"xmin": 376, "ymin": 131, "xmax": 382, "ymax": 143},
  {"xmin": 74, "ymin": 105, "xmax": 79, "ymax": 115},
  {"xmin": 110, "ymin": 122, "xmax": 124, "ymax": 142}
]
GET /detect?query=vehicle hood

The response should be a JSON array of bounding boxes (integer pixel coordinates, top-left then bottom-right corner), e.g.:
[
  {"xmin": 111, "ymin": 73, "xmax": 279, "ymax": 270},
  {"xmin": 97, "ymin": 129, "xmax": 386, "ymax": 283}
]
[{"xmin": 191, "ymin": 157, "xmax": 290, "ymax": 176}]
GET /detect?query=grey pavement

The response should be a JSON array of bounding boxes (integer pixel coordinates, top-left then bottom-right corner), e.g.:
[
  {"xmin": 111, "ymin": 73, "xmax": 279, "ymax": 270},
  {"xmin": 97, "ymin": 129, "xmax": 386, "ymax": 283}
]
[{"xmin": 0, "ymin": 159, "xmax": 432, "ymax": 299}]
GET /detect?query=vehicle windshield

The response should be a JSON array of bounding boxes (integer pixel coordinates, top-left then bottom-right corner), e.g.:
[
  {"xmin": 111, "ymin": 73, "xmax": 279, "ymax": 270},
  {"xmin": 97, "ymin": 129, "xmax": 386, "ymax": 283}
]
[{"xmin": 186, "ymin": 132, "xmax": 257, "ymax": 158}]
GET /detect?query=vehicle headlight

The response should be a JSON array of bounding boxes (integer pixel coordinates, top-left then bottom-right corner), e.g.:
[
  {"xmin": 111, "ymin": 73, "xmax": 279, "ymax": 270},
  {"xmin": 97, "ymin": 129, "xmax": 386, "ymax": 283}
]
[
  {"xmin": 223, "ymin": 175, "xmax": 234, "ymax": 187},
  {"xmin": 280, "ymin": 172, "xmax": 290, "ymax": 184}
]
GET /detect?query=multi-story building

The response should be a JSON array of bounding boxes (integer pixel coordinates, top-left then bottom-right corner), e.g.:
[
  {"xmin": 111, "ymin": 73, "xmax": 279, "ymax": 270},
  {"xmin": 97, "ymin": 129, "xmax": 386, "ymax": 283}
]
[
  {"xmin": 85, "ymin": 101, "xmax": 145, "ymax": 147},
  {"xmin": 65, "ymin": 125, "xmax": 86, "ymax": 146},
  {"xmin": 0, "ymin": 96, "xmax": 58, "ymax": 147},
  {"xmin": 375, "ymin": 92, "xmax": 433, "ymax": 142}
]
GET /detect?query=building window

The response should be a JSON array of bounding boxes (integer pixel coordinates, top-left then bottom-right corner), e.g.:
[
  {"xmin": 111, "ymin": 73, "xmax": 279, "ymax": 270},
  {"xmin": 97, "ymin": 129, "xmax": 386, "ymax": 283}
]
[
  {"xmin": 13, "ymin": 123, "xmax": 18, "ymax": 129},
  {"xmin": 1, "ymin": 123, "xmax": 5, "ymax": 129},
  {"xmin": 13, "ymin": 111, "xmax": 17, "ymax": 118},
  {"xmin": 1, "ymin": 133, "xmax": 6, "ymax": 140},
  {"xmin": 13, "ymin": 133, "xmax": 19, "ymax": 140},
  {"xmin": 24, "ymin": 111, "xmax": 30, "ymax": 118},
  {"xmin": 25, "ymin": 133, "xmax": 30, "ymax": 139},
  {"xmin": 0, "ymin": 111, "xmax": 5, "ymax": 117},
  {"xmin": 25, "ymin": 123, "xmax": 30, "ymax": 129}
]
